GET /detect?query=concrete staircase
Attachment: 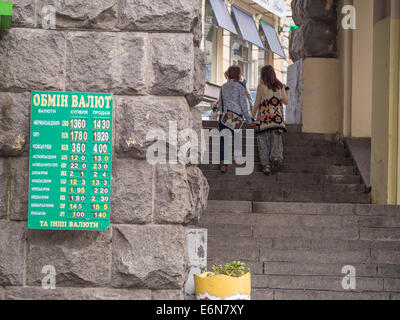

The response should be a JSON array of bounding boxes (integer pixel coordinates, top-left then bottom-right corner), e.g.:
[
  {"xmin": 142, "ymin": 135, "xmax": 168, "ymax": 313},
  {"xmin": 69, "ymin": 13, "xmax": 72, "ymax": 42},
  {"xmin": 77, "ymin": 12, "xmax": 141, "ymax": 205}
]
[
  {"xmin": 198, "ymin": 121, "xmax": 400, "ymax": 300},
  {"xmin": 200, "ymin": 121, "xmax": 370, "ymax": 204}
]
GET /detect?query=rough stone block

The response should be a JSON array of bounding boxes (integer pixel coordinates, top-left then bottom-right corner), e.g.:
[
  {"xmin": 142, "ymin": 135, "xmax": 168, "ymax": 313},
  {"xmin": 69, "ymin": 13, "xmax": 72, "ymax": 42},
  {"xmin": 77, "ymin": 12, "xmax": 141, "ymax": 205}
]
[
  {"xmin": 11, "ymin": 0, "xmax": 36, "ymax": 27},
  {"xmin": 0, "ymin": 29, "xmax": 65, "ymax": 91},
  {"xmin": 118, "ymin": 0, "xmax": 199, "ymax": 32},
  {"xmin": 191, "ymin": 0, "xmax": 203, "ymax": 48},
  {"xmin": 154, "ymin": 164, "xmax": 191, "ymax": 224},
  {"xmin": 9, "ymin": 157, "xmax": 29, "ymax": 221},
  {"xmin": 66, "ymin": 32, "xmax": 147, "ymax": 94},
  {"xmin": 112, "ymin": 225, "xmax": 189, "ymax": 289},
  {"xmin": 152, "ymin": 290, "xmax": 184, "ymax": 300},
  {"xmin": 0, "ymin": 221, "xmax": 26, "ymax": 286},
  {"xmin": 5, "ymin": 286, "xmax": 152, "ymax": 300},
  {"xmin": 111, "ymin": 159, "xmax": 153, "ymax": 224},
  {"xmin": 114, "ymin": 96, "xmax": 191, "ymax": 159},
  {"xmin": 290, "ymin": 20, "xmax": 337, "ymax": 62},
  {"xmin": 26, "ymin": 229, "xmax": 112, "ymax": 287},
  {"xmin": 37, "ymin": 0, "xmax": 118, "ymax": 29},
  {"xmin": 186, "ymin": 48, "xmax": 206, "ymax": 107},
  {"xmin": 150, "ymin": 33, "xmax": 194, "ymax": 95},
  {"xmin": 292, "ymin": 0, "xmax": 338, "ymax": 25},
  {"xmin": 0, "ymin": 158, "xmax": 8, "ymax": 218},
  {"xmin": 187, "ymin": 108, "xmax": 206, "ymax": 163},
  {"xmin": 0, "ymin": 93, "xmax": 30, "ymax": 156},
  {"xmin": 185, "ymin": 166, "xmax": 209, "ymax": 224}
]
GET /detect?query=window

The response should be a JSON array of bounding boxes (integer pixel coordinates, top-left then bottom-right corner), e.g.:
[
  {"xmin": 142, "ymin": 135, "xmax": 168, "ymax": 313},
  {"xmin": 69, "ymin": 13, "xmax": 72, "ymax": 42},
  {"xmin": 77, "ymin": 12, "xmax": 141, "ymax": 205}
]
[
  {"xmin": 230, "ymin": 34, "xmax": 252, "ymax": 87},
  {"xmin": 204, "ymin": 0, "xmax": 219, "ymax": 84}
]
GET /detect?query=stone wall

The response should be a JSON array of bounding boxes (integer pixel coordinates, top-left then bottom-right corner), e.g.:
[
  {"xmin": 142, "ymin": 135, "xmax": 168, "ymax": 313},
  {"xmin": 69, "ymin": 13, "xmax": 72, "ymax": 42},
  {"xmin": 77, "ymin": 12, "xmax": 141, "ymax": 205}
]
[
  {"xmin": 0, "ymin": 0, "xmax": 209, "ymax": 300},
  {"xmin": 290, "ymin": 0, "xmax": 338, "ymax": 61}
]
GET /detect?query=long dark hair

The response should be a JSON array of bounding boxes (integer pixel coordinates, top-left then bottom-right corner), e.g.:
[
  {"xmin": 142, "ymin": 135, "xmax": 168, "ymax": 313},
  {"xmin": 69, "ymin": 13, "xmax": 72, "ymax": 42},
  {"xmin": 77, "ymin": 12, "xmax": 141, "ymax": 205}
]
[{"xmin": 261, "ymin": 65, "xmax": 283, "ymax": 91}]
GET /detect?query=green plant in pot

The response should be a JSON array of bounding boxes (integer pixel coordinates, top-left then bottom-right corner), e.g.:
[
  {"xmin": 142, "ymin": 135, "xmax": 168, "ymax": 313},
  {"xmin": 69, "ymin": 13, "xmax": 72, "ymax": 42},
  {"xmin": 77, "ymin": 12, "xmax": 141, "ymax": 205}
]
[{"xmin": 194, "ymin": 261, "xmax": 251, "ymax": 300}]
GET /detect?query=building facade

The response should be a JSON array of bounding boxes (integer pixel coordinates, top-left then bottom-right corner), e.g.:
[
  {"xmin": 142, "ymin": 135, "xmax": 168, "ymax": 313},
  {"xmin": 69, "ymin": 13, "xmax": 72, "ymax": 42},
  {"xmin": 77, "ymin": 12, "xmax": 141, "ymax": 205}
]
[
  {"xmin": 201, "ymin": 0, "xmax": 290, "ymax": 105},
  {"xmin": 0, "ymin": 0, "xmax": 209, "ymax": 300},
  {"xmin": 289, "ymin": 0, "xmax": 400, "ymax": 205}
]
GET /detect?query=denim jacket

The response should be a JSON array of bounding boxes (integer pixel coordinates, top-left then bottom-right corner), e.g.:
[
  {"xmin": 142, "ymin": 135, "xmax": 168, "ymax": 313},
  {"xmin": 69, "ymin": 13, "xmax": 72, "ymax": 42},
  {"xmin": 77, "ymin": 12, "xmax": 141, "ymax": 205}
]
[{"xmin": 218, "ymin": 80, "xmax": 252, "ymax": 123}]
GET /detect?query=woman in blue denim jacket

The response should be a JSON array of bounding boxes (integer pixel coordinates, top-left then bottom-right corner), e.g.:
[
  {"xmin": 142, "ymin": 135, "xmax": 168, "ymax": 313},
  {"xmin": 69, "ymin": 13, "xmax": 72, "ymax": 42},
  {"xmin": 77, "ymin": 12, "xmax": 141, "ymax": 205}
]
[{"xmin": 216, "ymin": 65, "xmax": 253, "ymax": 173}]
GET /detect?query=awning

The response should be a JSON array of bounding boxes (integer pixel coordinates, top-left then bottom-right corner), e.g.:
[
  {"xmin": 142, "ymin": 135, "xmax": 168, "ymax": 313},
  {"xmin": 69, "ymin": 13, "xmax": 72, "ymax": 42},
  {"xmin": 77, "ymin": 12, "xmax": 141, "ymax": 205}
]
[
  {"xmin": 260, "ymin": 20, "xmax": 286, "ymax": 59},
  {"xmin": 231, "ymin": 5, "xmax": 265, "ymax": 50},
  {"xmin": 209, "ymin": 0, "xmax": 238, "ymax": 35}
]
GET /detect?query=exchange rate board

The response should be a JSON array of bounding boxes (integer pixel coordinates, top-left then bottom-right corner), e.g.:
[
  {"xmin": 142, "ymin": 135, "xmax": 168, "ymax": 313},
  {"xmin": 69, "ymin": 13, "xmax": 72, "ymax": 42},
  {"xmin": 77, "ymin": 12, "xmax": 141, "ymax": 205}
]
[{"xmin": 28, "ymin": 91, "xmax": 113, "ymax": 231}]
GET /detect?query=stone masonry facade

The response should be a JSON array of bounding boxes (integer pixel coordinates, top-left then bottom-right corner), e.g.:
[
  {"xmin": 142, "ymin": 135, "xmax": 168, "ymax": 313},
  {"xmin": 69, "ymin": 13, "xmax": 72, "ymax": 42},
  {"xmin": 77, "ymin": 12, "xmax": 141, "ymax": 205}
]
[
  {"xmin": 290, "ymin": 0, "xmax": 338, "ymax": 61},
  {"xmin": 0, "ymin": 0, "xmax": 209, "ymax": 300}
]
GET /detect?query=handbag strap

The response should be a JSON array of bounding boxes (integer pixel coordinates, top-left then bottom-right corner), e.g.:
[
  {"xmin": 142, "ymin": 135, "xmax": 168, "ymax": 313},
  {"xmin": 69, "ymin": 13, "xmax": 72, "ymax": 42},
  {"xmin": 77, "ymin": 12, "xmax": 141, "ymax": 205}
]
[{"xmin": 220, "ymin": 87, "xmax": 225, "ymax": 113}]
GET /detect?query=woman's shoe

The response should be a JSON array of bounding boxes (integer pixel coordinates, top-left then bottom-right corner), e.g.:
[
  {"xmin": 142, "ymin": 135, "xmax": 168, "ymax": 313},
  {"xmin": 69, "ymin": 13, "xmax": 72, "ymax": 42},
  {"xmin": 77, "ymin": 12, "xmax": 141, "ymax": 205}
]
[
  {"xmin": 263, "ymin": 165, "xmax": 272, "ymax": 175},
  {"xmin": 272, "ymin": 159, "xmax": 281, "ymax": 173},
  {"xmin": 220, "ymin": 165, "xmax": 229, "ymax": 173},
  {"xmin": 233, "ymin": 156, "xmax": 244, "ymax": 165}
]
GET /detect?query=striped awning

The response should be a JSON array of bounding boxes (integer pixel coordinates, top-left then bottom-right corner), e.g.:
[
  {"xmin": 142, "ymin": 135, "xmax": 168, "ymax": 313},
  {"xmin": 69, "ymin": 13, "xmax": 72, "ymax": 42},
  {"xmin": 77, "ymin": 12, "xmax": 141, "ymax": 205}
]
[
  {"xmin": 231, "ymin": 5, "xmax": 265, "ymax": 50},
  {"xmin": 209, "ymin": 0, "xmax": 238, "ymax": 35},
  {"xmin": 260, "ymin": 20, "xmax": 286, "ymax": 58}
]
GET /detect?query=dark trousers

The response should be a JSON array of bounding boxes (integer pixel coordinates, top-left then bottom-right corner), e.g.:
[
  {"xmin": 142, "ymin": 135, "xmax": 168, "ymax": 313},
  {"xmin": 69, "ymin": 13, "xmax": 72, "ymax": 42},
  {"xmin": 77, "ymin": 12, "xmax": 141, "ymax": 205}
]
[{"xmin": 218, "ymin": 122, "xmax": 234, "ymax": 165}]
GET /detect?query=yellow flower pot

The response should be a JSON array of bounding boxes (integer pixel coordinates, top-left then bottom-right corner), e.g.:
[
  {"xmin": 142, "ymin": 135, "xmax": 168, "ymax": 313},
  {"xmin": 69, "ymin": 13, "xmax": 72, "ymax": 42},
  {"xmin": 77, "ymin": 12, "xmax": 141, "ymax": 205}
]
[{"xmin": 194, "ymin": 272, "xmax": 251, "ymax": 300}]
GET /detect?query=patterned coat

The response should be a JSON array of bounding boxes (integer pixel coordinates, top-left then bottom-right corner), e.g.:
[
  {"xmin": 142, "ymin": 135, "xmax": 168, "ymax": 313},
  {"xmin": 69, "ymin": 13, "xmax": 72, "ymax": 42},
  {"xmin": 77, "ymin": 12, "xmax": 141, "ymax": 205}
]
[{"xmin": 251, "ymin": 82, "xmax": 290, "ymax": 133}]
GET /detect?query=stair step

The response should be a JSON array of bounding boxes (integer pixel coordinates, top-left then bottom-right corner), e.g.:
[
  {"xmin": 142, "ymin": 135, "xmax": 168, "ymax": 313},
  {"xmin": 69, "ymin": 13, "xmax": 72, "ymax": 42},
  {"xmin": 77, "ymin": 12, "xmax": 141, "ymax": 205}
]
[
  {"xmin": 201, "ymin": 156, "xmax": 354, "ymax": 166},
  {"xmin": 201, "ymin": 200, "xmax": 400, "ymax": 299},
  {"xmin": 205, "ymin": 235, "xmax": 400, "ymax": 251},
  {"xmin": 204, "ymin": 224, "xmax": 400, "ymax": 241},
  {"xmin": 251, "ymin": 274, "xmax": 383, "ymax": 292},
  {"xmin": 207, "ymin": 136, "xmax": 343, "ymax": 144},
  {"xmin": 202, "ymin": 121, "xmax": 302, "ymax": 132},
  {"xmin": 208, "ymin": 190, "xmax": 370, "ymax": 203},
  {"xmin": 204, "ymin": 224, "xmax": 360, "ymax": 240},
  {"xmin": 207, "ymin": 181, "xmax": 365, "ymax": 193},
  {"xmin": 202, "ymin": 213, "xmax": 345, "ymax": 227},
  {"xmin": 202, "ymin": 171, "xmax": 361, "ymax": 184},
  {"xmin": 250, "ymin": 202, "xmax": 400, "ymax": 216},
  {"xmin": 200, "ymin": 164, "xmax": 355, "ymax": 175},
  {"xmin": 204, "ymin": 201, "xmax": 399, "ymax": 216},
  {"xmin": 267, "ymin": 290, "xmax": 391, "ymax": 300},
  {"xmin": 208, "ymin": 146, "xmax": 349, "ymax": 157},
  {"xmin": 207, "ymin": 137, "xmax": 342, "ymax": 148},
  {"xmin": 207, "ymin": 246, "xmax": 370, "ymax": 263}
]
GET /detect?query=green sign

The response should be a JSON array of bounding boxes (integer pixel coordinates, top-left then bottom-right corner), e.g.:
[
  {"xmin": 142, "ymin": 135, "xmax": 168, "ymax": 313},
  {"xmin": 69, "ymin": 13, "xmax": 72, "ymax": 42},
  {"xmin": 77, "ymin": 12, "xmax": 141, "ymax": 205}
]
[
  {"xmin": 0, "ymin": 1, "xmax": 13, "ymax": 29},
  {"xmin": 28, "ymin": 91, "xmax": 113, "ymax": 231}
]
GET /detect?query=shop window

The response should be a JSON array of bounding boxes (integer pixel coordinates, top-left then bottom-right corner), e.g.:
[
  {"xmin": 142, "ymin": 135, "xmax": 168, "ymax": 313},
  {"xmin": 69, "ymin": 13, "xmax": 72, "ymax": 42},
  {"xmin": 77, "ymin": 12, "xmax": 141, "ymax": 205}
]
[
  {"xmin": 204, "ymin": 0, "xmax": 219, "ymax": 84},
  {"xmin": 230, "ymin": 34, "xmax": 252, "ymax": 88}
]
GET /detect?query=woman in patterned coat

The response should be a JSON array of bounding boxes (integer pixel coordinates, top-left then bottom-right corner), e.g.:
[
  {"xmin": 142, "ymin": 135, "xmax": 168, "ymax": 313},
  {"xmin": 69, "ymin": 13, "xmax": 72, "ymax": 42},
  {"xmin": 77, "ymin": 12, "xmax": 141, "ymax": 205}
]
[{"xmin": 251, "ymin": 65, "xmax": 290, "ymax": 175}]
